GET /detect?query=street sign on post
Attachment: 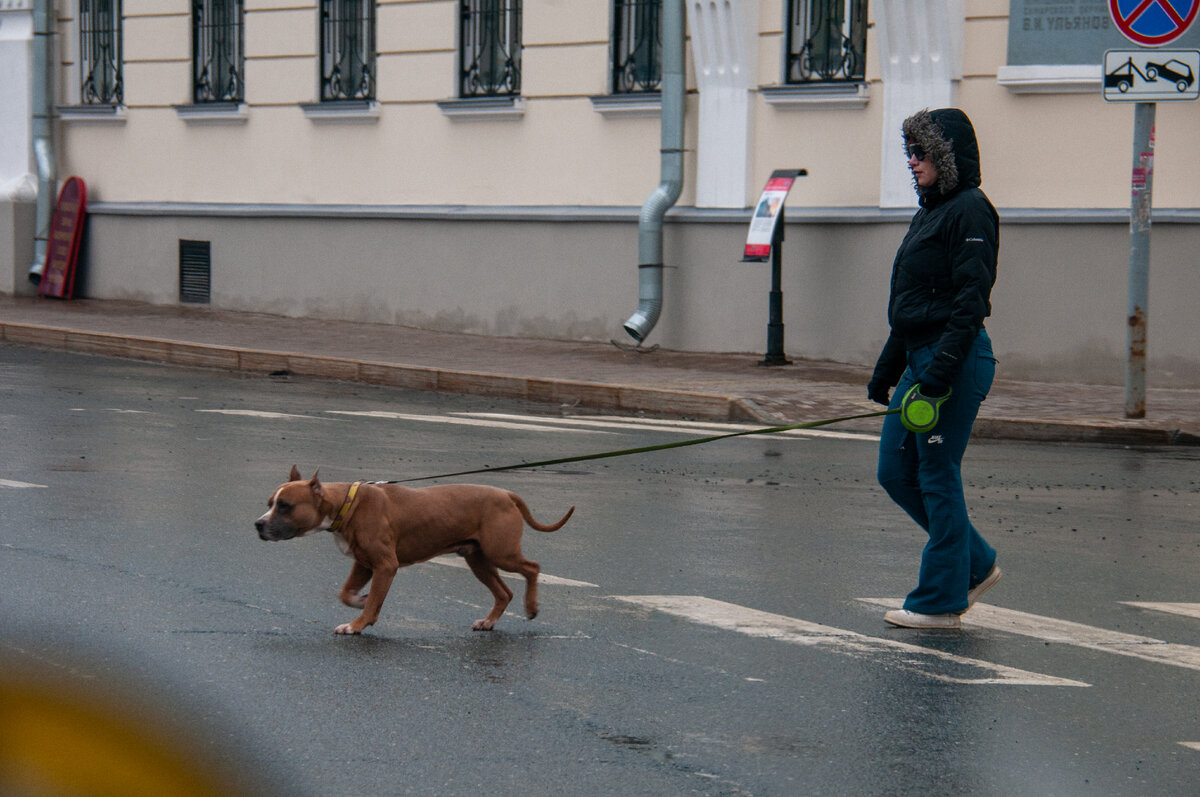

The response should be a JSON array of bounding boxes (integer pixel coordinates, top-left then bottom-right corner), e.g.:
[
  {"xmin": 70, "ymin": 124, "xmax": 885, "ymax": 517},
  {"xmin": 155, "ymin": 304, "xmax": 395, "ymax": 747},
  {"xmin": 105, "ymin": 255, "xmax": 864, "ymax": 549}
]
[
  {"xmin": 743, "ymin": 169, "xmax": 806, "ymax": 366},
  {"xmin": 1104, "ymin": 2, "xmax": 1199, "ymax": 418},
  {"xmin": 1103, "ymin": 49, "xmax": 1200, "ymax": 101},
  {"xmin": 1108, "ymin": 0, "xmax": 1199, "ymax": 46}
]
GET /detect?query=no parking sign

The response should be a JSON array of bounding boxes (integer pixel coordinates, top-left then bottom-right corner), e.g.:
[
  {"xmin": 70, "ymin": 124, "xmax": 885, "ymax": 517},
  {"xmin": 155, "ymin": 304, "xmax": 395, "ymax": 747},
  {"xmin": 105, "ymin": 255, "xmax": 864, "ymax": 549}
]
[{"xmin": 1109, "ymin": 0, "xmax": 1199, "ymax": 46}]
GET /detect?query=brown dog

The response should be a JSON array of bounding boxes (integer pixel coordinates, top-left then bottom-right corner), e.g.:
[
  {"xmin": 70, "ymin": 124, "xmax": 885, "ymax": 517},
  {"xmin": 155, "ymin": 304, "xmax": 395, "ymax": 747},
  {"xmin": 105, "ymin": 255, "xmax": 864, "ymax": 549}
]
[{"xmin": 255, "ymin": 467, "xmax": 574, "ymax": 635}]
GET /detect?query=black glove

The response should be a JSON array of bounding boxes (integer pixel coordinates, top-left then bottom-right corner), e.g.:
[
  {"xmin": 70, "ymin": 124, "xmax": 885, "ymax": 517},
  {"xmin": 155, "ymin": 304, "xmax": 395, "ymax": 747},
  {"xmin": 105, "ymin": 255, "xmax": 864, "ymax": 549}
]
[
  {"xmin": 867, "ymin": 379, "xmax": 892, "ymax": 406},
  {"xmin": 919, "ymin": 376, "xmax": 950, "ymax": 398}
]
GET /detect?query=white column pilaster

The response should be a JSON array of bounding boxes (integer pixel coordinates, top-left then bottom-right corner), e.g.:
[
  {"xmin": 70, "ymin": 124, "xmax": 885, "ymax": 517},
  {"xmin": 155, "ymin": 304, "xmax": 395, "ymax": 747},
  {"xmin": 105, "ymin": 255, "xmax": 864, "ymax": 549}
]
[
  {"xmin": 875, "ymin": 0, "xmax": 964, "ymax": 208},
  {"xmin": 0, "ymin": 0, "xmax": 36, "ymax": 199},
  {"xmin": 689, "ymin": 0, "xmax": 760, "ymax": 209}
]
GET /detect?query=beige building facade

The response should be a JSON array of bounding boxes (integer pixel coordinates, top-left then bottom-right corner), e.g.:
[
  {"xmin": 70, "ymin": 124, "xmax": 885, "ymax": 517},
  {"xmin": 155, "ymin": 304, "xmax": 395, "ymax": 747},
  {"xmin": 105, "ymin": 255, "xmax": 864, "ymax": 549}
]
[{"xmin": 3, "ymin": 0, "xmax": 1199, "ymax": 386}]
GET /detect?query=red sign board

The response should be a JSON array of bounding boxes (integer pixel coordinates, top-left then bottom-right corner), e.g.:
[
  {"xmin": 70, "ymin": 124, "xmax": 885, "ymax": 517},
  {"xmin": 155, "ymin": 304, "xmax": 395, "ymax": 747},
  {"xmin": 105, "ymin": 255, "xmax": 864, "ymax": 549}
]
[
  {"xmin": 743, "ymin": 170, "xmax": 805, "ymax": 261},
  {"xmin": 38, "ymin": 176, "xmax": 87, "ymax": 299}
]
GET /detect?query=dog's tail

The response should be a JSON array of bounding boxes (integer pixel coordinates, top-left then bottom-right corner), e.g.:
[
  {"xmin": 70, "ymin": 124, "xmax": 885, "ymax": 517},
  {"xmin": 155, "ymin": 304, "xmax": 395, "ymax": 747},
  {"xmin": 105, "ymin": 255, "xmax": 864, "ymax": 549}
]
[{"xmin": 509, "ymin": 493, "xmax": 574, "ymax": 532}]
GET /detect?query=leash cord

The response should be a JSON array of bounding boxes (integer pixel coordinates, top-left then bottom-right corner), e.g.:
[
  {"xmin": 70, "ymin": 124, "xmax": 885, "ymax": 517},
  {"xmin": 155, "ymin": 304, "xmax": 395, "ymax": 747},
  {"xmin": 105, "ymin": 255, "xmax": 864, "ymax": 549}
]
[{"xmin": 389, "ymin": 408, "xmax": 897, "ymax": 484}]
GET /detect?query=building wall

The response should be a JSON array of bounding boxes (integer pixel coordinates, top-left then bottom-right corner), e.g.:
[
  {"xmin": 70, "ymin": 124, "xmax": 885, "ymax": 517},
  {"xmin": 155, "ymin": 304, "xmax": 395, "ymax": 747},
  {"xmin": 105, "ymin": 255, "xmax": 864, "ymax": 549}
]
[
  {"xmin": 26, "ymin": 0, "xmax": 1200, "ymax": 387},
  {"xmin": 78, "ymin": 207, "xmax": 1200, "ymax": 387}
]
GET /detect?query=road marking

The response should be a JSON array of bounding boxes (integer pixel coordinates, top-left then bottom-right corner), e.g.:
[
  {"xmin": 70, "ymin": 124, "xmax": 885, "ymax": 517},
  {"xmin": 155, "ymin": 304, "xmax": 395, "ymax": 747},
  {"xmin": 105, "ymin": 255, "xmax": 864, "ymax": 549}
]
[
  {"xmin": 461, "ymin": 412, "xmax": 879, "ymax": 441},
  {"xmin": 196, "ymin": 409, "xmax": 321, "ymax": 420},
  {"xmin": 1181, "ymin": 742, "xmax": 1200, "ymax": 751},
  {"xmin": 1121, "ymin": 602, "xmax": 1200, "ymax": 620},
  {"xmin": 0, "ymin": 479, "xmax": 48, "ymax": 489},
  {"xmin": 427, "ymin": 556, "xmax": 599, "ymax": 588},
  {"xmin": 326, "ymin": 411, "xmax": 608, "ymax": 434},
  {"xmin": 860, "ymin": 598, "xmax": 1200, "ymax": 673},
  {"xmin": 616, "ymin": 595, "xmax": 1087, "ymax": 687}
]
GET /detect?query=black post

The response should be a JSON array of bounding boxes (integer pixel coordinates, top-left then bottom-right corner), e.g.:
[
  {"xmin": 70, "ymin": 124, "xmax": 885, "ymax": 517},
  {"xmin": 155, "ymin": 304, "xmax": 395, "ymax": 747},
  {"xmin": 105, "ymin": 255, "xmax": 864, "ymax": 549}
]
[{"xmin": 760, "ymin": 205, "xmax": 791, "ymax": 366}]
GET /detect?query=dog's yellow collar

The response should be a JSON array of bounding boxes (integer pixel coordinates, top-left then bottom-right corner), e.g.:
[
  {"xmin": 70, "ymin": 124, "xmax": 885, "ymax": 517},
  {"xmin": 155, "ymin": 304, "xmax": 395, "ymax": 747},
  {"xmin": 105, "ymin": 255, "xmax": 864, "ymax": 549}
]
[{"xmin": 329, "ymin": 481, "xmax": 363, "ymax": 533}]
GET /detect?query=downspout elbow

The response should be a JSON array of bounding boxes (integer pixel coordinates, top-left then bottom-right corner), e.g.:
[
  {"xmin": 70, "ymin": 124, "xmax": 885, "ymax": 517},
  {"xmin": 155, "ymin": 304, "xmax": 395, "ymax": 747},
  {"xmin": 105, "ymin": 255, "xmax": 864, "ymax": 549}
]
[
  {"xmin": 623, "ymin": 0, "xmax": 685, "ymax": 344},
  {"xmin": 624, "ymin": 173, "xmax": 683, "ymax": 343}
]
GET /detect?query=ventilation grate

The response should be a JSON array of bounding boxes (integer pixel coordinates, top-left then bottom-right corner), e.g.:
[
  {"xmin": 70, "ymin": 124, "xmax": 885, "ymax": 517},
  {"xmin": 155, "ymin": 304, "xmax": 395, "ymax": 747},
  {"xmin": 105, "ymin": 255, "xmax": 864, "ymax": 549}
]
[{"xmin": 179, "ymin": 240, "xmax": 211, "ymax": 303}]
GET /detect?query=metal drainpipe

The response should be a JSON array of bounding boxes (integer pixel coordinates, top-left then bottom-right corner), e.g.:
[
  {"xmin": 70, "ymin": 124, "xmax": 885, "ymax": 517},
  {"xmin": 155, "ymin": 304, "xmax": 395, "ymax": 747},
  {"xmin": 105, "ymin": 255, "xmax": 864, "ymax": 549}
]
[
  {"xmin": 28, "ymin": 0, "xmax": 56, "ymax": 284},
  {"xmin": 622, "ymin": 0, "xmax": 685, "ymax": 344}
]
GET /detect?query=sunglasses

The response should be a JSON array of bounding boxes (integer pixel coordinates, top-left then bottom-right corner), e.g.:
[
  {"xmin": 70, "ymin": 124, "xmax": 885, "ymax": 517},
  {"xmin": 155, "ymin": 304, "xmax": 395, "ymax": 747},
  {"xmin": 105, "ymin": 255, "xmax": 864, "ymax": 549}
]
[{"xmin": 905, "ymin": 144, "xmax": 928, "ymax": 162}]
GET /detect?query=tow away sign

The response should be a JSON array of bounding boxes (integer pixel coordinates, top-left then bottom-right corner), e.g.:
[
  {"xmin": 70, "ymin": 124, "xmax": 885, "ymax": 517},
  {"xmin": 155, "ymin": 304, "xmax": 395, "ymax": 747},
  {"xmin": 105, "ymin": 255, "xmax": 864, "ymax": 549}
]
[{"xmin": 1104, "ymin": 49, "xmax": 1200, "ymax": 100}]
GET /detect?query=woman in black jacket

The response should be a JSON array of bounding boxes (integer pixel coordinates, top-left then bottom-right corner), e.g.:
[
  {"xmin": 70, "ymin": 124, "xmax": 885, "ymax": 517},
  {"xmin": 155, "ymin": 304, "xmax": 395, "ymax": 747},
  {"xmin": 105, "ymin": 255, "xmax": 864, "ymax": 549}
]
[{"xmin": 867, "ymin": 108, "xmax": 1002, "ymax": 629}]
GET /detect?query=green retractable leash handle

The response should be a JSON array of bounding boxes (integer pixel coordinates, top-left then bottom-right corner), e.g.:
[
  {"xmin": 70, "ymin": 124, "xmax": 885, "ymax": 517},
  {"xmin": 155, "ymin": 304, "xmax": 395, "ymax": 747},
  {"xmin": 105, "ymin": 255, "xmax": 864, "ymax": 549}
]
[{"xmin": 900, "ymin": 383, "xmax": 952, "ymax": 433}]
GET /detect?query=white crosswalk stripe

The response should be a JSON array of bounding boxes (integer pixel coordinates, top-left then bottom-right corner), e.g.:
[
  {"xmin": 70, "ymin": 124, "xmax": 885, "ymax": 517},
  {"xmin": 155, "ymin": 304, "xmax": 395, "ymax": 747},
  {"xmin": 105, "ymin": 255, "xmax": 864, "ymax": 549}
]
[
  {"xmin": 1121, "ymin": 602, "xmax": 1200, "ymax": 621},
  {"xmin": 860, "ymin": 598, "xmax": 1200, "ymax": 673},
  {"xmin": 615, "ymin": 595, "xmax": 1088, "ymax": 687},
  {"xmin": 426, "ymin": 556, "xmax": 599, "ymax": 588},
  {"xmin": 0, "ymin": 479, "xmax": 47, "ymax": 489}
]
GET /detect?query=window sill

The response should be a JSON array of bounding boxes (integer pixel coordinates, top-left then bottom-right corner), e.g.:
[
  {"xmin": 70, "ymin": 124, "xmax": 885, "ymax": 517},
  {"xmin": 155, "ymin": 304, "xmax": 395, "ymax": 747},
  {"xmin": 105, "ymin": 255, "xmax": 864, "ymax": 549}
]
[
  {"xmin": 760, "ymin": 83, "xmax": 870, "ymax": 110},
  {"xmin": 57, "ymin": 104, "xmax": 127, "ymax": 124},
  {"xmin": 997, "ymin": 65, "xmax": 1100, "ymax": 94},
  {"xmin": 437, "ymin": 96, "xmax": 525, "ymax": 121},
  {"xmin": 299, "ymin": 100, "xmax": 380, "ymax": 124},
  {"xmin": 174, "ymin": 102, "xmax": 248, "ymax": 125},
  {"xmin": 590, "ymin": 93, "xmax": 661, "ymax": 118}
]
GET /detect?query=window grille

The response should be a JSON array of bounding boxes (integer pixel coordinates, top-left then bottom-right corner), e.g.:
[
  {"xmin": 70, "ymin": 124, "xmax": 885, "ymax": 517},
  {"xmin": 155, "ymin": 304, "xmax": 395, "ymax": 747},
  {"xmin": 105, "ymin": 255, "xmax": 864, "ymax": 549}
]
[
  {"xmin": 193, "ymin": 0, "xmax": 244, "ymax": 102},
  {"xmin": 321, "ymin": 0, "xmax": 376, "ymax": 101},
  {"xmin": 612, "ymin": 0, "xmax": 662, "ymax": 93},
  {"xmin": 79, "ymin": 0, "xmax": 123, "ymax": 105},
  {"xmin": 785, "ymin": 0, "xmax": 867, "ymax": 83},
  {"xmin": 458, "ymin": 0, "xmax": 522, "ymax": 97}
]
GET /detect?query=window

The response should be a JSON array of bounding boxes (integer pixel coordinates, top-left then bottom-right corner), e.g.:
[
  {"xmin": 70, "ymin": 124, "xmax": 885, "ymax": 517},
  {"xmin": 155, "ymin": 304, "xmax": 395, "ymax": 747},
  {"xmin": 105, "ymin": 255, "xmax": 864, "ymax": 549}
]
[
  {"xmin": 320, "ymin": 0, "xmax": 376, "ymax": 101},
  {"xmin": 458, "ymin": 0, "xmax": 522, "ymax": 97},
  {"xmin": 785, "ymin": 0, "xmax": 867, "ymax": 83},
  {"xmin": 79, "ymin": 0, "xmax": 123, "ymax": 104},
  {"xmin": 193, "ymin": 0, "xmax": 244, "ymax": 102},
  {"xmin": 612, "ymin": 0, "xmax": 661, "ymax": 93}
]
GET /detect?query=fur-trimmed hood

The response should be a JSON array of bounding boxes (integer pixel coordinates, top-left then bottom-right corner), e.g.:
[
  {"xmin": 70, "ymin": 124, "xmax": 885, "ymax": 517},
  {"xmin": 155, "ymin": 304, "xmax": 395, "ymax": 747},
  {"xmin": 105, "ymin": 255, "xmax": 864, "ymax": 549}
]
[{"xmin": 902, "ymin": 108, "xmax": 982, "ymax": 205}]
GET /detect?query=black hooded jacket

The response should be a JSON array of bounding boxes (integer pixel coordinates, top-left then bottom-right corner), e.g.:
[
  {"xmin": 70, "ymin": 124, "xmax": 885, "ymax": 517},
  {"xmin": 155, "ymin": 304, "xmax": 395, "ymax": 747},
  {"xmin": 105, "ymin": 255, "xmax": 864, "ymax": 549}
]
[{"xmin": 870, "ymin": 108, "xmax": 999, "ymax": 391}]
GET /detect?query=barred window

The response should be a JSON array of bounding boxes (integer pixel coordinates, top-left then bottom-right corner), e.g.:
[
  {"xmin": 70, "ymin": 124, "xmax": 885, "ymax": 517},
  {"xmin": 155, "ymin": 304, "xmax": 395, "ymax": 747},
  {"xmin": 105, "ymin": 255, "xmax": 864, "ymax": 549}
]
[
  {"xmin": 458, "ymin": 0, "xmax": 522, "ymax": 97},
  {"xmin": 321, "ymin": 0, "xmax": 376, "ymax": 101},
  {"xmin": 612, "ymin": 0, "xmax": 661, "ymax": 93},
  {"xmin": 79, "ymin": 0, "xmax": 123, "ymax": 105},
  {"xmin": 785, "ymin": 0, "xmax": 867, "ymax": 83},
  {"xmin": 193, "ymin": 0, "xmax": 244, "ymax": 102}
]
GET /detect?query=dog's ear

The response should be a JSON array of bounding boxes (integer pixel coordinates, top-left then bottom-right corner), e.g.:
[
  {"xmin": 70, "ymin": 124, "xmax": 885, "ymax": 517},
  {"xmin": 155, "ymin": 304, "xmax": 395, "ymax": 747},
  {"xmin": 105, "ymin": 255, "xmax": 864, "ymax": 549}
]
[
  {"xmin": 308, "ymin": 469, "xmax": 323, "ymax": 498},
  {"xmin": 289, "ymin": 465, "xmax": 302, "ymax": 482}
]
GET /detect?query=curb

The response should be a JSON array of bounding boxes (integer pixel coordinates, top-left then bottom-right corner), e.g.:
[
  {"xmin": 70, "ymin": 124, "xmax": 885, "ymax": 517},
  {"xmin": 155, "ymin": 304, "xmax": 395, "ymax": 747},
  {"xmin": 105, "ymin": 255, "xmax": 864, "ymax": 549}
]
[
  {"xmin": 0, "ymin": 322, "xmax": 748, "ymax": 422},
  {"xmin": 3, "ymin": 321, "xmax": 1196, "ymax": 445}
]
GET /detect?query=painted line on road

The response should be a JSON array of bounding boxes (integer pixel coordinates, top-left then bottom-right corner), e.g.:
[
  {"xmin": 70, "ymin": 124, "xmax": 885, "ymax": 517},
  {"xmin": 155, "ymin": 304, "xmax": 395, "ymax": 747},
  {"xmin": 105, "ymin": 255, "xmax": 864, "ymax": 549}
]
[
  {"xmin": 0, "ymin": 479, "xmax": 48, "ymax": 489},
  {"xmin": 1121, "ymin": 602, "xmax": 1200, "ymax": 621},
  {"xmin": 861, "ymin": 598, "xmax": 1200, "ymax": 673},
  {"xmin": 1180, "ymin": 742, "xmax": 1200, "ymax": 751},
  {"xmin": 428, "ymin": 556, "xmax": 599, "ymax": 588},
  {"xmin": 616, "ymin": 595, "xmax": 1087, "ymax": 687},
  {"xmin": 327, "ymin": 411, "xmax": 609, "ymax": 434},
  {"xmin": 197, "ymin": 409, "xmax": 322, "ymax": 420},
  {"xmin": 461, "ymin": 412, "xmax": 879, "ymax": 441}
]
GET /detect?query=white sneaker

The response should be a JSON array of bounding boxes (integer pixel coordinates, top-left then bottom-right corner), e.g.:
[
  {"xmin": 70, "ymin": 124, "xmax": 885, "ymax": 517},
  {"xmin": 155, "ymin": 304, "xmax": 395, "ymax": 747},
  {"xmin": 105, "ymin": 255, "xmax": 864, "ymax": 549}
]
[
  {"xmin": 965, "ymin": 564, "xmax": 1002, "ymax": 610},
  {"xmin": 884, "ymin": 609, "xmax": 962, "ymax": 629}
]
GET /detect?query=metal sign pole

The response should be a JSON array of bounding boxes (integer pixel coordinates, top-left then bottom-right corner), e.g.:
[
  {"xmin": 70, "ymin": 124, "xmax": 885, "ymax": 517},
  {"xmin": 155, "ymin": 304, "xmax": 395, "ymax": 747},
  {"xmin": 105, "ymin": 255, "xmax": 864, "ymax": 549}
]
[
  {"xmin": 1125, "ymin": 101, "xmax": 1155, "ymax": 418},
  {"xmin": 761, "ymin": 206, "xmax": 791, "ymax": 366}
]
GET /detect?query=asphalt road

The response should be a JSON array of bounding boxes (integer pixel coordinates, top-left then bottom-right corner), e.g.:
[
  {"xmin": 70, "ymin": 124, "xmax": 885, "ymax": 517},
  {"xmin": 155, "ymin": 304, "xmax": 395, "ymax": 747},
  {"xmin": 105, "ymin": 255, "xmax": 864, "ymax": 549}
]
[{"xmin": 2, "ymin": 345, "xmax": 1199, "ymax": 796}]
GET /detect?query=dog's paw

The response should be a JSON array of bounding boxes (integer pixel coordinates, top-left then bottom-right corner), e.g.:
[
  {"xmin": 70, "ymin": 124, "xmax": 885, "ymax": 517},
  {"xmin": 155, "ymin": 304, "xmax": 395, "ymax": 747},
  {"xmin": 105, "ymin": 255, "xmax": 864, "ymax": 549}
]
[
  {"xmin": 339, "ymin": 591, "xmax": 368, "ymax": 609},
  {"xmin": 333, "ymin": 623, "xmax": 361, "ymax": 635},
  {"xmin": 471, "ymin": 619, "xmax": 496, "ymax": 631}
]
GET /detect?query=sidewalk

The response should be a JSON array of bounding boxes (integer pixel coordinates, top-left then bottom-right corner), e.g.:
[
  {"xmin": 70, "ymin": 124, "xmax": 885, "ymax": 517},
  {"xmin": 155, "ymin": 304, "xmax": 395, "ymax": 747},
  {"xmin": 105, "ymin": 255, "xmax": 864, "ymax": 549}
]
[{"xmin": 2, "ymin": 295, "xmax": 1197, "ymax": 445}]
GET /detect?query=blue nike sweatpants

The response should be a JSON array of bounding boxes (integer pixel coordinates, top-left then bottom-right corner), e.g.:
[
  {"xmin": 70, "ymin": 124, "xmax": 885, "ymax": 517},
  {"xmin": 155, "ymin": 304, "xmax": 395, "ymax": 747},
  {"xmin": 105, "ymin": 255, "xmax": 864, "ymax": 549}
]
[{"xmin": 877, "ymin": 329, "xmax": 997, "ymax": 615}]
